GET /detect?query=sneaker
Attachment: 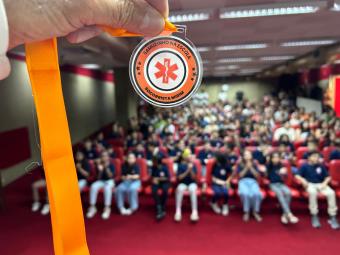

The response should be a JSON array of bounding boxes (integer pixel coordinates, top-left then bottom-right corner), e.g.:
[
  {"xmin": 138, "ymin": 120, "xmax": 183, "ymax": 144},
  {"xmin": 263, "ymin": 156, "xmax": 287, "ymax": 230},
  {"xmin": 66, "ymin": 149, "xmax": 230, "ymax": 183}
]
[
  {"xmin": 31, "ymin": 202, "xmax": 41, "ymax": 212},
  {"xmin": 210, "ymin": 202, "xmax": 222, "ymax": 214},
  {"xmin": 287, "ymin": 213, "xmax": 299, "ymax": 224},
  {"xmin": 243, "ymin": 213, "xmax": 250, "ymax": 222},
  {"xmin": 311, "ymin": 215, "xmax": 321, "ymax": 228},
  {"xmin": 190, "ymin": 211, "xmax": 199, "ymax": 222},
  {"xmin": 281, "ymin": 214, "xmax": 288, "ymax": 225},
  {"xmin": 174, "ymin": 210, "xmax": 182, "ymax": 222},
  {"xmin": 125, "ymin": 208, "xmax": 133, "ymax": 215},
  {"xmin": 253, "ymin": 212, "xmax": 263, "ymax": 222},
  {"xmin": 156, "ymin": 206, "xmax": 165, "ymax": 221},
  {"xmin": 328, "ymin": 216, "xmax": 340, "ymax": 230},
  {"xmin": 41, "ymin": 204, "xmax": 50, "ymax": 215},
  {"xmin": 101, "ymin": 207, "xmax": 111, "ymax": 220},
  {"xmin": 221, "ymin": 205, "xmax": 229, "ymax": 216},
  {"xmin": 86, "ymin": 206, "xmax": 97, "ymax": 219}
]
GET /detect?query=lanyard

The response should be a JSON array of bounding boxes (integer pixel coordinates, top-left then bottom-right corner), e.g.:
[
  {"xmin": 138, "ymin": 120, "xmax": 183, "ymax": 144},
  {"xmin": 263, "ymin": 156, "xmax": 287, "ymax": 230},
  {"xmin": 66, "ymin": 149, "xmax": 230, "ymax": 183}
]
[{"xmin": 25, "ymin": 21, "xmax": 176, "ymax": 255}]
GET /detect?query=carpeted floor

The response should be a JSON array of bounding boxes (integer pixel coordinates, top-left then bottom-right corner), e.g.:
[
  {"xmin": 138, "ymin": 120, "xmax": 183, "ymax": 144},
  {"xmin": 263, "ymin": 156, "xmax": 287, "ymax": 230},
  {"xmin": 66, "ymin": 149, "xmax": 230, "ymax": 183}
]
[{"xmin": 1, "ymin": 174, "xmax": 340, "ymax": 255}]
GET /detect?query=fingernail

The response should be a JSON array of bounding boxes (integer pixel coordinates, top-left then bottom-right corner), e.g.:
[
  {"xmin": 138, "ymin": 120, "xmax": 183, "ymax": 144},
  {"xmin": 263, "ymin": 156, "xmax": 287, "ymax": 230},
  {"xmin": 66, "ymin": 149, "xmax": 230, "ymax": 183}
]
[{"xmin": 139, "ymin": 9, "xmax": 165, "ymax": 36}]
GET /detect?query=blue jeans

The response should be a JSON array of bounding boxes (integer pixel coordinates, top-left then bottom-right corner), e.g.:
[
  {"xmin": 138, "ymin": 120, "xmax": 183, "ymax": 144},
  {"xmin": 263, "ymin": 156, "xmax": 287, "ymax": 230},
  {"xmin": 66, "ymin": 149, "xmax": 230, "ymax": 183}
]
[
  {"xmin": 115, "ymin": 180, "xmax": 141, "ymax": 211},
  {"xmin": 212, "ymin": 184, "xmax": 228, "ymax": 204},
  {"xmin": 270, "ymin": 183, "xmax": 291, "ymax": 214},
  {"xmin": 238, "ymin": 178, "xmax": 262, "ymax": 213}
]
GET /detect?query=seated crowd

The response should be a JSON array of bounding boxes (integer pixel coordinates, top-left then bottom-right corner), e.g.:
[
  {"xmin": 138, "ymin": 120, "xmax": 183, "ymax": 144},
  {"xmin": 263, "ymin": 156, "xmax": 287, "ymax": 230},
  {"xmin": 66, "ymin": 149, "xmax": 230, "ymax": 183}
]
[{"xmin": 31, "ymin": 92, "xmax": 340, "ymax": 230}]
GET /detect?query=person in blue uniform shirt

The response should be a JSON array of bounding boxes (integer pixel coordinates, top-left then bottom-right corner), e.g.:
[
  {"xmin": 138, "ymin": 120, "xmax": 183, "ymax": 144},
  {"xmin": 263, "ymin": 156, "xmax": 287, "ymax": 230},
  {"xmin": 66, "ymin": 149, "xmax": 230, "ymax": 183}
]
[
  {"xmin": 83, "ymin": 140, "xmax": 99, "ymax": 160},
  {"xmin": 132, "ymin": 143, "xmax": 146, "ymax": 159},
  {"xmin": 266, "ymin": 152, "xmax": 298, "ymax": 224},
  {"xmin": 115, "ymin": 153, "xmax": 141, "ymax": 216},
  {"xmin": 329, "ymin": 139, "xmax": 340, "ymax": 161},
  {"xmin": 198, "ymin": 141, "xmax": 214, "ymax": 177},
  {"xmin": 75, "ymin": 151, "xmax": 91, "ymax": 192},
  {"xmin": 296, "ymin": 151, "xmax": 339, "ymax": 229},
  {"xmin": 224, "ymin": 143, "xmax": 239, "ymax": 167},
  {"xmin": 174, "ymin": 149, "xmax": 199, "ymax": 222},
  {"xmin": 86, "ymin": 151, "xmax": 115, "ymax": 220},
  {"xmin": 237, "ymin": 150, "xmax": 263, "ymax": 222},
  {"xmin": 210, "ymin": 153, "xmax": 232, "ymax": 216},
  {"xmin": 151, "ymin": 155, "xmax": 170, "ymax": 220}
]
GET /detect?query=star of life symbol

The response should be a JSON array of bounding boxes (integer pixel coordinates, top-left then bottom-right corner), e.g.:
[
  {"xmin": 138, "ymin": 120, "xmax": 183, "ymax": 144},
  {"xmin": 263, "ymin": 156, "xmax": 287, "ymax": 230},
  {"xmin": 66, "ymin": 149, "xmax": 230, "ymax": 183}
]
[{"xmin": 154, "ymin": 58, "xmax": 179, "ymax": 84}]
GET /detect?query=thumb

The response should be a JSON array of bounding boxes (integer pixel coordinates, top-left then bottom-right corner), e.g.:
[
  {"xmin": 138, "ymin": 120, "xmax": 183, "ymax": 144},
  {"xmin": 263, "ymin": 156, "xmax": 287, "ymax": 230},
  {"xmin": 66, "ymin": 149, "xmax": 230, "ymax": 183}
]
[{"xmin": 86, "ymin": 0, "xmax": 165, "ymax": 37}]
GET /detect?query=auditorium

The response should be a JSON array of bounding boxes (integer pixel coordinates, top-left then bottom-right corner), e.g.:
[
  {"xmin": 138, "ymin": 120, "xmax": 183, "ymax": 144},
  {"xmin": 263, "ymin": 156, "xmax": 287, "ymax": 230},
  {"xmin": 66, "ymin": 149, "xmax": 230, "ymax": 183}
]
[{"xmin": 1, "ymin": 0, "xmax": 340, "ymax": 254}]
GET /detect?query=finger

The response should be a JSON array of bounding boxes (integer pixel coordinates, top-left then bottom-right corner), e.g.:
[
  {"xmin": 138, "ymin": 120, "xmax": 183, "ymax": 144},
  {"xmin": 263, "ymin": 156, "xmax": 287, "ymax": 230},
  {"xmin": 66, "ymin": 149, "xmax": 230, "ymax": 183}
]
[
  {"xmin": 66, "ymin": 26, "xmax": 102, "ymax": 44},
  {"xmin": 91, "ymin": 0, "xmax": 165, "ymax": 36},
  {"xmin": 146, "ymin": 0, "xmax": 169, "ymax": 18}
]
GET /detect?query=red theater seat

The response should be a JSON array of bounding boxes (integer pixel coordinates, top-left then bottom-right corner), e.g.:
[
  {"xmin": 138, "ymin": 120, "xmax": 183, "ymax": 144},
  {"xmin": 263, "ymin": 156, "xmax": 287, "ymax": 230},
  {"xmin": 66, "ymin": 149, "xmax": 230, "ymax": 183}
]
[
  {"xmin": 136, "ymin": 158, "xmax": 150, "ymax": 183},
  {"xmin": 323, "ymin": 146, "xmax": 336, "ymax": 163},
  {"xmin": 296, "ymin": 147, "xmax": 308, "ymax": 161},
  {"xmin": 329, "ymin": 160, "xmax": 340, "ymax": 197}
]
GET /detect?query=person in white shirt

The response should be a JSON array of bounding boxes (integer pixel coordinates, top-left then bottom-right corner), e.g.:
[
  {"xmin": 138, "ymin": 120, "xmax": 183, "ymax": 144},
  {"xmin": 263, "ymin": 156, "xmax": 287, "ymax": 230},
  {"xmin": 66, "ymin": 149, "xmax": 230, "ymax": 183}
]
[
  {"xmin": 274, "ymin": 121, "xmax": 296, "ymax": 142},
  {"xmin": 0, "ymin": 0, "xmax": 169, "ymax": 80}
]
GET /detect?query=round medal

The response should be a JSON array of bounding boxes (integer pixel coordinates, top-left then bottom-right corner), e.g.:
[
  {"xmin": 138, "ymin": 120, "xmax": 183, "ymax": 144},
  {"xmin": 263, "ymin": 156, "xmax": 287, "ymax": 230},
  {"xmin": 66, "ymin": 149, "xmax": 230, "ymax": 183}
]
[{"xmin": 129, "ymin": 35, "xmax": 202, "ymax": 108}]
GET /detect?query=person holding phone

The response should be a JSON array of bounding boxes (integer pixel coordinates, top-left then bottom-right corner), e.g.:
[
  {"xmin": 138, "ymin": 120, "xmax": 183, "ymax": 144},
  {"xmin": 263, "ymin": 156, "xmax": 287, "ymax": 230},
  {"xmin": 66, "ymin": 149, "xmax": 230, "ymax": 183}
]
[
  {"xmin": 86, "ymin": 151, "xmax": 115, "ymax": 220},
  {"xmin": 174, "ymin": 149, "xmax": 199, "ymax": 222}
]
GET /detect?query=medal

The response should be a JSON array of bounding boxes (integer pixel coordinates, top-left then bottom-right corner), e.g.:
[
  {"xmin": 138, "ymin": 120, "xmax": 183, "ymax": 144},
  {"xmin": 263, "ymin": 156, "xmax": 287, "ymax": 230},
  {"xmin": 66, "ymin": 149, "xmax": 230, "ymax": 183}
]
[{"xmin": 130, "ymin": 26, "xmax": 203, "ymax": 108}]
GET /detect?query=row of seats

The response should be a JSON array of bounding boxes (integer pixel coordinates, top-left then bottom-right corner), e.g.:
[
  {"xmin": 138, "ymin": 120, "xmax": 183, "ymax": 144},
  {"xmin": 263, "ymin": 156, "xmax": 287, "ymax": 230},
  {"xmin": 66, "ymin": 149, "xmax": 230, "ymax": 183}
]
[{"xmin": 81, "ymin": 157, "xmax": 340, "ymax": 200}]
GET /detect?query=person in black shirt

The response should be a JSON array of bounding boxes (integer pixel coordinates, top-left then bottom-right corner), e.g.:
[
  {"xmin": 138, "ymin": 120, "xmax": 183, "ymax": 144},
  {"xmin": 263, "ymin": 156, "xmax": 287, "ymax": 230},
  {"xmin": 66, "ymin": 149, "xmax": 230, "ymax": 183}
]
[
  {"xmin": 75, "ymin": 151, "xmax": 91, "ymax": 192},
  {"xmin": 83, "ymin": 140, "xmax": 99, "ymax": 161},
  {"xmin": 210, "ymin": 153, "xmax": 232, "ymax": 216},
  {"xmin": 296, "ymin": 151, "xmax": 339, "ymax": 229},
  {"xmin": 151, "ymin": 156, "xmax": 170, "ymax": 220},
  {"xmin": 115, "ymin": 153, "xmax": 141, "ymax": 215},
  {"xmin": 266, "ymin": 152, "xmax": 298, "ymax": 224},
  {"xmin": 86, "ymin": 151, "xmax": 115, "ymax": 220},
  {"xmin": 198, "ymin": 141, "xmax": 214, "ymax": 177}
]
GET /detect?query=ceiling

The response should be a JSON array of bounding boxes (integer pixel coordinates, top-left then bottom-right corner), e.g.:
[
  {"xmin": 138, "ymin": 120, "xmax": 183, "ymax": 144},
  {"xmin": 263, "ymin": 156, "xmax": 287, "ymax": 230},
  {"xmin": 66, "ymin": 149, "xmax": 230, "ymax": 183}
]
[{"xmin": 11, "ymin": 0, "xmax": 340, "ymax": 78}]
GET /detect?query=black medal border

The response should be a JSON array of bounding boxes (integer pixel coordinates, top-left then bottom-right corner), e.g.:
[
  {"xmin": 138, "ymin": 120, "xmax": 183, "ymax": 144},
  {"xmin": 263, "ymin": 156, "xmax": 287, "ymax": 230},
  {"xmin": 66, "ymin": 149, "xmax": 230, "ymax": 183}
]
[{"xmin": 129, "ymin": 35, "xmax": 203, "ymax": 108}]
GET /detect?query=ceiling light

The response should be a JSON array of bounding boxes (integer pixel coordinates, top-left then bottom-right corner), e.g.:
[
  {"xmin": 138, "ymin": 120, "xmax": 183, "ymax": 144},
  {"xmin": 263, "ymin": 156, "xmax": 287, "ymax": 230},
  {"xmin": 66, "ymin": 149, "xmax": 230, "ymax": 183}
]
[
  {"xmin": 214, "ymin": 65, "xmax": 239, "ymax": 71},
  {"xmin": 169, "ymin": 10, "xmax": 211, "ymax": 23},
  {"xmin": 215, "ymin": 43, "xmax": 268, "ymax": 51},
  {"xmin": 216, "ymin": 58, "xmax": 253, "ymax": 63},
  {"xmin": 220, "ymin": 1, "xmax": 325, "ymax": 19},
  {"xmin": 197, "ymin": 47, "xmax": 212, "ymax": 52},
  {"xmin": 239, "ymin": 69, "xmax": 262, "ymax": 74},
  {"xmin": 80, "ymin": 64, "xmax": 101, "ymax": 69},
  {"xmin": 260, "ymin": 56, "xmax": 294, "ymax": 61},
  {"xmin": 281, "ymin": 39, "xmax": 337, "ymax": 47}
]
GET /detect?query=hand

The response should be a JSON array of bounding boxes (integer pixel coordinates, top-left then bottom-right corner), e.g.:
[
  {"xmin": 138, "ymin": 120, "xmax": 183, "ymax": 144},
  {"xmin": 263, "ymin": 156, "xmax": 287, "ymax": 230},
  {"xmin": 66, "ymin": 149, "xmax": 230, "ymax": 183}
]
[
  {"xmin": 320, "ymin": 183, "xmax": 328, "ymax": 190},
  {"xmin": 152, "ymin": 178, "xmax": 159, "ymax": 185},
  {"xmin": 4, "ymin": 0, "xmax": 168, "ymax": 49},
  {"xmin": 97, "ymin": 164, "xmax": 104, "ymax": 172},
  {"xmin": 279, "ymin": 168, "xmax": 287, "ymax": 175},
  {"xmin": 302, "ymin": 180, "xmax": 309, "ymax": 189}
]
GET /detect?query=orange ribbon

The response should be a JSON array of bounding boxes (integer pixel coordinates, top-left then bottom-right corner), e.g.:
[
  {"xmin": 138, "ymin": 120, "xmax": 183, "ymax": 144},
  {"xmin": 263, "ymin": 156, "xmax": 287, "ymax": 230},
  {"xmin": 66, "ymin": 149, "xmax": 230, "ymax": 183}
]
[{"xmin": 25, "ymin": 21, "xmax": 176, "ymax": 255}]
